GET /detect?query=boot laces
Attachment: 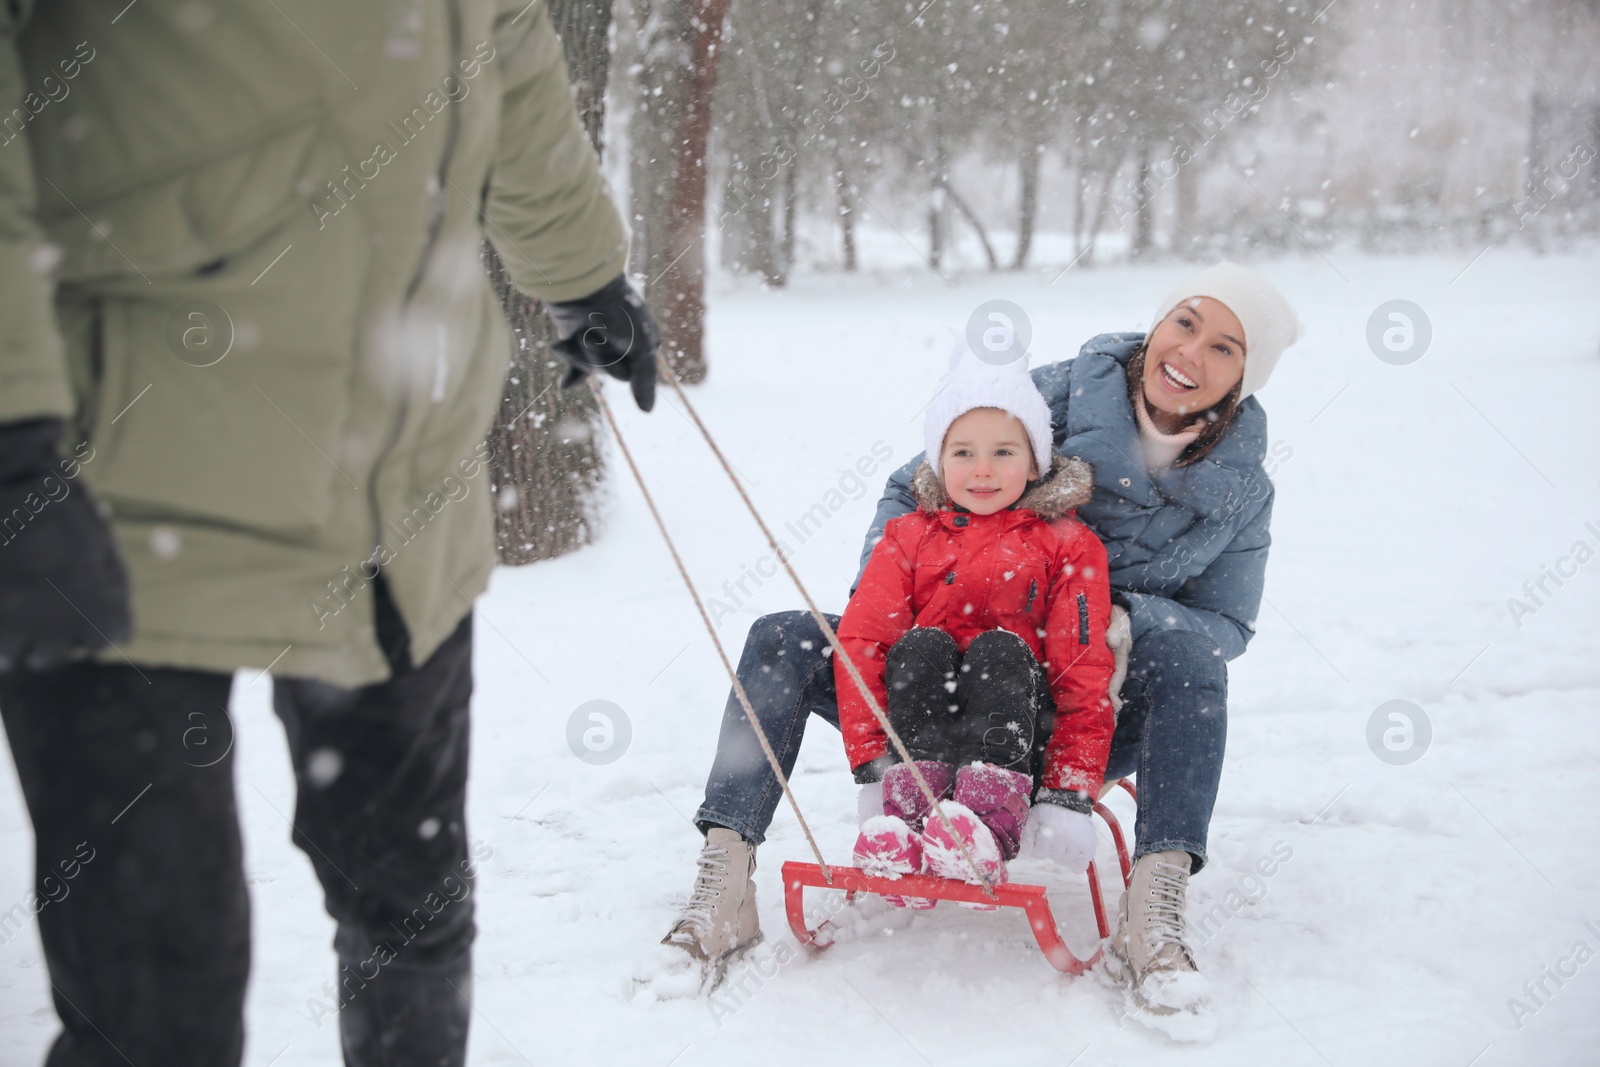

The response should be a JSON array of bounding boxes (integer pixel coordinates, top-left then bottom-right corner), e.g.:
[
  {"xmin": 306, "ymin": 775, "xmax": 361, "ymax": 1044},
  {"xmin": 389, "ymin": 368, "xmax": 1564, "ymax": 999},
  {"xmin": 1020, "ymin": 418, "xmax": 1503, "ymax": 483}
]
[
  {"xmin": 1141, "ymin": 861, "xmax": 1195, "ymax": 966},
  {"xmin": 675, "ymin": 845, "xmax": 730, "ymax": 934}
]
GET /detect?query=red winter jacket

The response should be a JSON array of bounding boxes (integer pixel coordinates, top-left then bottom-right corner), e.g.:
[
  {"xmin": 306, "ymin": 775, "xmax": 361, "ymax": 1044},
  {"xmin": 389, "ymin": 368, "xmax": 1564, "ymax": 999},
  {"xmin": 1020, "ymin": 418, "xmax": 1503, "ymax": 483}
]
[{"xmin": 835, "ymin": 455, "xmax": 1116, "ymax": 799}]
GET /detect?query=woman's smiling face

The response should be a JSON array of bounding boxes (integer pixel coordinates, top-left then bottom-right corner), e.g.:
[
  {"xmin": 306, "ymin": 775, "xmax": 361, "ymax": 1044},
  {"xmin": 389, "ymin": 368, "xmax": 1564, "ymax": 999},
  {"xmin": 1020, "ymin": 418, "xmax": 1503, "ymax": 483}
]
[{"xmin": 1141, "ymin": 297, "xmax": 1247, "ymax": 428}]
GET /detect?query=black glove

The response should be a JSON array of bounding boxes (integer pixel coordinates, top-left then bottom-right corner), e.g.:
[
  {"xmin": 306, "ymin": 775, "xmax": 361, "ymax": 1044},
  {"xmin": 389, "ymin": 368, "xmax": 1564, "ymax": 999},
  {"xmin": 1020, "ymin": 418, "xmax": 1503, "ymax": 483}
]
[
  {"xmin": 545, "ymin": 274, "xmax": 659, "ymax": 412},
  {"xmin": 0, "ymin": 418, "xmax": 132, "ymax": 671}
]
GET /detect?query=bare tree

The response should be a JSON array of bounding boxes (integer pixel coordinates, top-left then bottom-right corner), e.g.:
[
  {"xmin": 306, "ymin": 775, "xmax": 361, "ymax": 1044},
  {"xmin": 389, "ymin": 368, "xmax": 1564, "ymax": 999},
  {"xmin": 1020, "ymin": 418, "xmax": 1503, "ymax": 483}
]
[
  {"xmin": 628, "ymin": 0, "xmax": 730, "ymax": 381},
  {"xmin": 484, "ymin": 0, "xmax": 615, "ymax": 565}
]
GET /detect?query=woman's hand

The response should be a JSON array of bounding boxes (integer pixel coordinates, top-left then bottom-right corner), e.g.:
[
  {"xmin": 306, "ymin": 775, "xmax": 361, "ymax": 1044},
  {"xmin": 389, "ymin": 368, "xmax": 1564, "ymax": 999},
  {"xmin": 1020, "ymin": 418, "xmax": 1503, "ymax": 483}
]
[{"xmin": 1024, "ymin": 803, "xmax": 1098, "ymax": 871}]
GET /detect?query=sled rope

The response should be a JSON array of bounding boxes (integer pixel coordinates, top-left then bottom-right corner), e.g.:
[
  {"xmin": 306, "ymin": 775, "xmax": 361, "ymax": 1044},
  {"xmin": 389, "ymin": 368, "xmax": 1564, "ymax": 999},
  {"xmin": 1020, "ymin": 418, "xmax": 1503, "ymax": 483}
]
[
  {"xmin": 590, "ymin": 381, "xmax": 834, "ymax": 884},
  {"xmin": 650, "ymin": 356, "xmax": 998, "ymax": 898}
]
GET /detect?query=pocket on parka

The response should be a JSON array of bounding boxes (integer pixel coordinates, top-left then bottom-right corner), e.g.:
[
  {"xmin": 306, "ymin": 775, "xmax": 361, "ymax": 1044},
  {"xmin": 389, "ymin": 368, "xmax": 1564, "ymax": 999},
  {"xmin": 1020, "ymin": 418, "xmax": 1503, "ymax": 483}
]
[
  {"xmin": 910, "ymin": 544, "xmax": 961, "ymax": 618},
  {"xmin": 995, "ymin": 558, "xmax": 1050, "ymax": 620},
  {"xmin": 81, "ymin": 205, "xmax": 368, "ymax": 537},
  {"xmin": 49, "ymin": 111, "xmax": 334, "ymax": 284}
]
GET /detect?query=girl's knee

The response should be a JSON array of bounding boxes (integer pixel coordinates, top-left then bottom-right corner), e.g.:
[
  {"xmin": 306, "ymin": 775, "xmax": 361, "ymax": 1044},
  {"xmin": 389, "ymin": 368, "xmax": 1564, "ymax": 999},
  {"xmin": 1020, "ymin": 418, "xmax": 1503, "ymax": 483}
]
[
  {"xmin": 900, "ymin": 626, "xmax": 959, "ymax": 649},
  {"xmin": 892, "ymin": 627, "xmax": 960, "ymax": 662},
  {"xmin": 964, "ymin": 628, "xmax": 1033, "ymax": 661}
]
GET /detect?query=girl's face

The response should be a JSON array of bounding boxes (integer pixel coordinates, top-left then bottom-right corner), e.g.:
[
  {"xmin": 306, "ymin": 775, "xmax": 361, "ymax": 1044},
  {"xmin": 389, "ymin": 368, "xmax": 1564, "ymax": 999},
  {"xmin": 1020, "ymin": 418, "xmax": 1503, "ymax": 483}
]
[
  {"xmin": 1141, "ymin": 297, "xmax": 1247, "ymax": 426},
  {"xmin": 939, "ymin": 407, "xmax": 1038, "ymax": 516}
]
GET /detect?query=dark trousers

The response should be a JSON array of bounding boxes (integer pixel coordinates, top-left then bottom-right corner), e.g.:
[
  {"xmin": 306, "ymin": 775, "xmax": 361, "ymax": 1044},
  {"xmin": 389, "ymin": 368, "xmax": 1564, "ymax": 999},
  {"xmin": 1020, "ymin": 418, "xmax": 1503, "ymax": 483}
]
[
  {"xmin": 696, "ymin": 611, "xmax": 1228, "ymax": 872},
  {"xmin": 880, "ymin": 627, "xmax": 1048, "ymax": 774},
  {"xmin": 1102, "ymin": 628, "xmax": 1228, "ymax": 873},
  {"xmin": 0, "ymin": 576, "xmax": 476, "ymax": 1066}
]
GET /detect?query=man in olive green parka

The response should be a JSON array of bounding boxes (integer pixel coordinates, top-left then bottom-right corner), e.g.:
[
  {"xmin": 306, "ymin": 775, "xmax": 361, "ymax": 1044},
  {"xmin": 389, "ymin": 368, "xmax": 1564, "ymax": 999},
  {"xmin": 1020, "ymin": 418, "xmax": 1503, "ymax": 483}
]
[{"xmin": 0, "ymin": 1, "xmax": 657, "ymax": 1063}]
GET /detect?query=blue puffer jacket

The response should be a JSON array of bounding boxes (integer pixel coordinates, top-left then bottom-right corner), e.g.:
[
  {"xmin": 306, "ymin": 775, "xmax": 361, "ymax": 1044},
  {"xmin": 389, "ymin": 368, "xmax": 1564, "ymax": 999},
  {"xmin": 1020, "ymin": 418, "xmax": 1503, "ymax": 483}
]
[{"xmin": 856, "ymin": 332, "xmax": 1273, "ymax": 662}]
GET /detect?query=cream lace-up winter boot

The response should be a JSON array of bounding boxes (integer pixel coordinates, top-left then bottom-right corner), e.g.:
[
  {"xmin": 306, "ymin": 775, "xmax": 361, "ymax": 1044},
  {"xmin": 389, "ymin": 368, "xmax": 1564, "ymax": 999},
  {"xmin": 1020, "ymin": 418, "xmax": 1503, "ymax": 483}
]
[
  {"xmin": 1106, "ymin": 850, "xmax": 1214, "ymax": 1036},
  {"xmin": 661, "ymin": 828, "xmax": 761, "ymax": 987}
]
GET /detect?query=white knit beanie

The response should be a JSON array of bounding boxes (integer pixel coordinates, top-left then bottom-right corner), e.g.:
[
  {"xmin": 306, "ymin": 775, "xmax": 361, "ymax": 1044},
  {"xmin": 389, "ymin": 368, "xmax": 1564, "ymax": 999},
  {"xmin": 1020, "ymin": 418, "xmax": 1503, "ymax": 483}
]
[
  {"xmin": 923, "ymin": 343, "xmax": 1053, "ymax": 479},
  {"xmin": 1150, "ymin": 262, "xmax": 1301, "ymax": 399}
]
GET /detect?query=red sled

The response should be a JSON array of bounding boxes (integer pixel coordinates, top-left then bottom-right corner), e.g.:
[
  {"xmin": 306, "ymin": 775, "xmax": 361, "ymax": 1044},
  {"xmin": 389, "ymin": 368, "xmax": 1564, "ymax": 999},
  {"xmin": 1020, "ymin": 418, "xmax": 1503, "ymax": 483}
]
[{"xmin": 782, "ymin": 780, "xmax": 1137, "ymax": 976}]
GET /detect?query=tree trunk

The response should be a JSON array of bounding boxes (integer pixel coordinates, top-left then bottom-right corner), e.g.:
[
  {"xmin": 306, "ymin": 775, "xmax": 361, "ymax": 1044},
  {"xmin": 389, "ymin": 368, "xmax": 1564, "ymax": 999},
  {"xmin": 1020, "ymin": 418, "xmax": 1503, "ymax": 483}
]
[
  {"xmin": 1174, "ymin": 151, "xmax": 1199, "ymax": 258},
  {"xmin": 551, "ymin": 0, "xmax": 612, "ymax": 143},
  {"xmin": 1525, "ymin": 91, "xmax": 1548, "ymax": 251},
  {"xmin": 717, "ymin": 6, "xmax": 783, "ymax": 287},
  {"xmin": 1081, "ymin": 162, "xmax": 1120, "ymax": 268},
  {"xmin": 1131, "ymin": 138, "xmax": 1154, "ymax": 259},
  {"xmin": 628, "ymin": 0, "xmax": 677, "ymax": 292},
  {"xmin": 1070, "ymin": 153, "xmax": 1086, "ymax": 261},
  {"xmin": 1013, "ymin": 141, "xmax": 1041, "ymax": 270},
  {"xmin": 777, "ymin": 161, "xmax": 796, "ymax": 285},
  {"xmin": 484, "ymin": 0, "xmax": 614, "ymax": 566},
  {"xmin": 942, "ymin": 178, "xmax": 999, "ymax": 271},
  {"xmin": 661, "ymin": 0, "xmax": 729, "ymax": 380},
  {"xmin": 718, "ymin": 109, "xmax": 780, "ymax": 282},
  {"xmin": 836, "ymin": 164, "xmax": 857, "ymax": 271},
  {"xmin": 1590, "ymin": 102, "xmax": 1600, "ymax": 207},
  {"xmin": 628, "ymin": 0, "xmax": 727, "ymax": 382},
  {"xmin": 928, "ymin": 123, "xmax": 947, "ymax": 271}
]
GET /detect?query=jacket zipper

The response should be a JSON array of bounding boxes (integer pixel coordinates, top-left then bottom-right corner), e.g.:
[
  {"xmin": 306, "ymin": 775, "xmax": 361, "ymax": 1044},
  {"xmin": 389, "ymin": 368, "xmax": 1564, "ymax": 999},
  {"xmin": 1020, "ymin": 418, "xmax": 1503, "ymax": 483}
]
[
  {"xmin": 1026, "ymin": 579, "xmax": 1037, "ymax": 612},
  {"xmin": 366, "ymin": 0, "xmax": 464, "ymax": 565},
  {"xmin": 1077, "ymin": 592, "xmax": 1089, "ymax": 644}
]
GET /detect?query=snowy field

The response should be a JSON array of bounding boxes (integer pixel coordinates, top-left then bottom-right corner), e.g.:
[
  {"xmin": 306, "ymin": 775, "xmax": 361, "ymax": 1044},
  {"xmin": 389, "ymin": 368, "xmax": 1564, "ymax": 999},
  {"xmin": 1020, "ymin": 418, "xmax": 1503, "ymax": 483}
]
[{"xmin": 4, "ymin": 245, "xmax": 1599, "ymax": 1065}]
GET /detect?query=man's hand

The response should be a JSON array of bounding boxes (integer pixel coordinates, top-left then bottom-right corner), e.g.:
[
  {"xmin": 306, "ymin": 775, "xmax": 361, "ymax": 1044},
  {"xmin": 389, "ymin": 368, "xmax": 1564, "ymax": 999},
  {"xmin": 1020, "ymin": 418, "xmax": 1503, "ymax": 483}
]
[
  {"xmin": 545, "ymin": 274, "xmax": 660, "ymax": 412},
  {"xmin": 0, "ymin": 419, "xmax": 132, "ymax": 671}
]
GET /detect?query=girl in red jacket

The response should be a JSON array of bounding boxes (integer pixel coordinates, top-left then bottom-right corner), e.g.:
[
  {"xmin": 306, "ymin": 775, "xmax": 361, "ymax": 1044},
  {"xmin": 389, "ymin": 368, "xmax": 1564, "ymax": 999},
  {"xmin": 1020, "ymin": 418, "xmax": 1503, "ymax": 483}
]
[{"xmin": 835, "ymin": 347, "xmax": 1116, "ymax": 905}]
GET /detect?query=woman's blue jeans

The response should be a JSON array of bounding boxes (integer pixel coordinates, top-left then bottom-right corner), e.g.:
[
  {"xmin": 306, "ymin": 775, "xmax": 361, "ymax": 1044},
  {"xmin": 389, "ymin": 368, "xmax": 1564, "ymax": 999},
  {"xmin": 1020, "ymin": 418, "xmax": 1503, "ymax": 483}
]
[{"xmin": 693, "ymin": 611, "xmax": 1229, "ymax": 873}]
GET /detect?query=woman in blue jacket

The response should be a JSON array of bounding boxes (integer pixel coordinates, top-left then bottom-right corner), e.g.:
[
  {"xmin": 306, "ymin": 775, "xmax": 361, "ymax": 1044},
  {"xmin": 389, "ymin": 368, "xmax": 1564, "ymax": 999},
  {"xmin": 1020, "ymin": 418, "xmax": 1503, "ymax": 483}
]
[{"xmin": 663, "ymin": 263, "xmax": 1300, "ymax": 1028}]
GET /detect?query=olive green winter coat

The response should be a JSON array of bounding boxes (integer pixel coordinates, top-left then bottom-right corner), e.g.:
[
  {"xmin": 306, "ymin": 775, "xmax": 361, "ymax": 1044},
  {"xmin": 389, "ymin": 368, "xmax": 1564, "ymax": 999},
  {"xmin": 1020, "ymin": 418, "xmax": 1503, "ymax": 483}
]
[{"xmin": 0, "ymin": 0, "xmax": 626, "ymax": 685}]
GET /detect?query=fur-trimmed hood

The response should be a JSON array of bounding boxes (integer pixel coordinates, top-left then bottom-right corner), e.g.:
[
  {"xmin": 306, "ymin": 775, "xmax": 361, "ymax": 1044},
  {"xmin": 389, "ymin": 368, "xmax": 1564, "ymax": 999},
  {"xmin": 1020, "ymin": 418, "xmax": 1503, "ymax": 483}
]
[{"xmin": 909, "ymin": 453, "xmax": 1095, "ymax": 521}]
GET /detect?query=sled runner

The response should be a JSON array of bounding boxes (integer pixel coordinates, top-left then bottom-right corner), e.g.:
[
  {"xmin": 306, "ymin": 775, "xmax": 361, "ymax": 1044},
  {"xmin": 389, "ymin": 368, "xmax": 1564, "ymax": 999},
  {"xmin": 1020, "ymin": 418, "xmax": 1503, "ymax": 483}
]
[{"xmin": 782, "ymin": 781, "xmax": 1138, "ymax": 975}]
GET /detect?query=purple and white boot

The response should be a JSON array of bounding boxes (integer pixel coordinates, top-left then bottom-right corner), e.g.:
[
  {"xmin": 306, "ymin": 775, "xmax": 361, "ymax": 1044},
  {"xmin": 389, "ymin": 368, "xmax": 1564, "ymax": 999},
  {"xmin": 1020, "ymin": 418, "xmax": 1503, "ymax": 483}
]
[
  {"xmin": 853, "ymin": 816, "xmax": 931, "ymax": 909},
  {"xmin": 881, "ymin": 760, "xmax": 956, "ymax": 827},
  {"xmin": 919, "ymin": 762, "xmax": 1033, "ymax": 909},
  {"xmin": 920, "ymin": 802, "xmax": 1006, "ymax": 909},
  {"xmin": 864, "ymin": 762, "xmax": 955, "ymax": 909},
  {"xmin": 952, "ymin": 761, "xmax": 1034, "ymax": 860}
]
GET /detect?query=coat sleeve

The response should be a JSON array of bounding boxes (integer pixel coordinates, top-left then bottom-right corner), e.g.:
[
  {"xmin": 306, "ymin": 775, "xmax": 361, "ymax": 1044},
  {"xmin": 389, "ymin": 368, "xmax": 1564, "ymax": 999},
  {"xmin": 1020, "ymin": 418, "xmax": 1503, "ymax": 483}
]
[
  {"xmin": 1039, "ymin": 523, "xmax": 1117, "ymax": 804},
  {"xmin": 835, "ymin": 517, "xmax": 919, "ymax": 772},
  {"xmin": 1120, "ymin": 481, "xmax": 1273, "ymax": 662},
  {"xmin": 851, "ymin": 453, "xmax": 921, "ymax": 594},
  {"xmin": 484, "ymin": 0, "xmax": 628, "ymax": 303},
  {"xmin": 0, "ymin": 2, "xmax": 74, "ymax": 425}
]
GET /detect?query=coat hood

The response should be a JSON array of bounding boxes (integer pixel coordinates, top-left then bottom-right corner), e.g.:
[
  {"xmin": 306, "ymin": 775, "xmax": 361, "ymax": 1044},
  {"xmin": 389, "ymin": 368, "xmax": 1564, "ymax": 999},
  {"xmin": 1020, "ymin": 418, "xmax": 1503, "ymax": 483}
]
[{"xmin": 909, "ymin": 453, "xmax": 1095, "ymax": 521}]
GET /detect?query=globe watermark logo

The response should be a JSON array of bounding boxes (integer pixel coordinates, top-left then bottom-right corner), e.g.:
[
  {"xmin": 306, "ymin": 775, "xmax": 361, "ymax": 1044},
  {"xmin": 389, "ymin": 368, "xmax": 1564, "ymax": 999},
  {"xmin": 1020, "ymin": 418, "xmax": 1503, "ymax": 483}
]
[
  {"xmin": 166, "ymin": 300, "xmax": 234, "ymax": 367},
  {"xmin": 1366, "ymin": 699, "xmax": 1431, "ymax": 766},
  {"xmin": 1366, "ymin": 300, "xmax": 1431, "ymax": 366},
  {"xmin": 965, "ymin": 300, "xmax": 1031, "ymax": 367},
  {"xmin": 566, "ymin": 699, "xmax": 632, "ymax": 766},
  {"xmin": 181, "ymin": 705, "xmax": 234, "ymax": 769}
]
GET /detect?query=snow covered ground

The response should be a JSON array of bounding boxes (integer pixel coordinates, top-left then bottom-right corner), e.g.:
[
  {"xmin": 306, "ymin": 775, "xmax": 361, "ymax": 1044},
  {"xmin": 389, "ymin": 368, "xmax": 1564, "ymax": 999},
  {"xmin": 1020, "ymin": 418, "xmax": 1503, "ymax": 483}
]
[{"xmin": 4, "ymin": 245, "xmax": 1599, "ymax": 1065}]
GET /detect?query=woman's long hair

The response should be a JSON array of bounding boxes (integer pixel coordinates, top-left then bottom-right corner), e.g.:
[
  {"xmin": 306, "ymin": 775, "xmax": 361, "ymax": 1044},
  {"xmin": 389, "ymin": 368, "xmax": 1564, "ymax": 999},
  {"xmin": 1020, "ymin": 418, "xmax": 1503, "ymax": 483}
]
[{"xmin": 1123, "ymin": 339, "xmax": 1243, "ymax": 469}]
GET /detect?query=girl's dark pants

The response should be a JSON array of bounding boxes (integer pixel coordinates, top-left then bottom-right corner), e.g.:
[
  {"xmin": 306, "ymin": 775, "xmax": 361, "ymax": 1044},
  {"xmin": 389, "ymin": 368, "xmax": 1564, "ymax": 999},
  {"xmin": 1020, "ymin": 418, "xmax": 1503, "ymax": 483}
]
[
  {"xmin": 877, "ymin": 626, "xmax": 1045, "ymax": 773},
  {"xmin": 694, "ymin": 610, "xmax": 1228, "ymax": 872}
]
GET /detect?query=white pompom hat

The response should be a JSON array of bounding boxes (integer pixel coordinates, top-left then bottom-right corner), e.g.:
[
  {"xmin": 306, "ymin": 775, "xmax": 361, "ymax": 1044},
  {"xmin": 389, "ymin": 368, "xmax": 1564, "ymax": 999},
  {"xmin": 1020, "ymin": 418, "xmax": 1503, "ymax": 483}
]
[
  {"xmin": 923, "ymin": 342, "xmax": 1053, "ymax": 479},
  {"xmin": 1150, "ymin": 262, "xmax": 1301, "ymax": 400}
]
